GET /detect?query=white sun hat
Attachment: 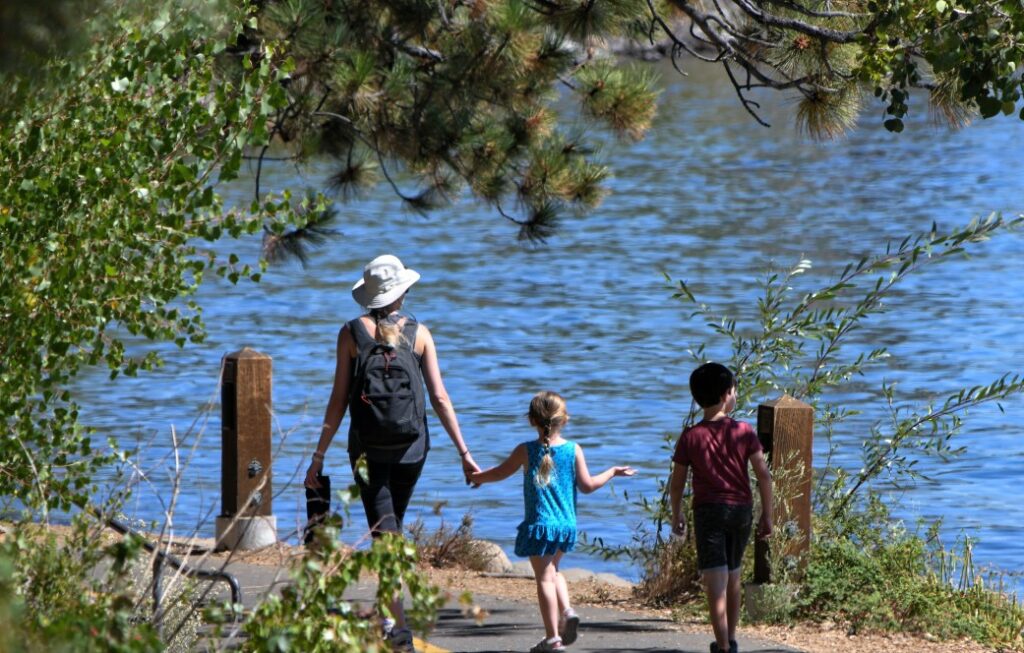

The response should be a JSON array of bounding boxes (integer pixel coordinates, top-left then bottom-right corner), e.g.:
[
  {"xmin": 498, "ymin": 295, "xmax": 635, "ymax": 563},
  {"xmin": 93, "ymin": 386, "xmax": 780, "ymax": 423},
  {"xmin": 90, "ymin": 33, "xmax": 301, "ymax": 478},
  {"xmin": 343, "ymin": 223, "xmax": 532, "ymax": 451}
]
[{"xmin": 351, "ymin": 254, "xmax": 421, "ymax": 309}]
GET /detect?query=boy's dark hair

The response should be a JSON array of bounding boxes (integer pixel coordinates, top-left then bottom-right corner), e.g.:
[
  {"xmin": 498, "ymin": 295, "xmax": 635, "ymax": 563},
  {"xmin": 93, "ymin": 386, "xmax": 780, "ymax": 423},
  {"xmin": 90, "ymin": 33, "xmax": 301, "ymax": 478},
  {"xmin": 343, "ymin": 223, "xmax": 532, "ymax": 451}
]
[{"xmin": 689, "ymin": 362, "xmax": 736, "ymax": 408}]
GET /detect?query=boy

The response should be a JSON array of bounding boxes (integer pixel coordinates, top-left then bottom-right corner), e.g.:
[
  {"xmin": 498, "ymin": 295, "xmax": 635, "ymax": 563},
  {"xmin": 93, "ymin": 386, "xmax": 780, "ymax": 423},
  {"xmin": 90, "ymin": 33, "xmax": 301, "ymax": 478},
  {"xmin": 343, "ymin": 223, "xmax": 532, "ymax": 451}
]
[{"xmin": 669, "ymin": 362, "xmax": 773, "ymax": 653}]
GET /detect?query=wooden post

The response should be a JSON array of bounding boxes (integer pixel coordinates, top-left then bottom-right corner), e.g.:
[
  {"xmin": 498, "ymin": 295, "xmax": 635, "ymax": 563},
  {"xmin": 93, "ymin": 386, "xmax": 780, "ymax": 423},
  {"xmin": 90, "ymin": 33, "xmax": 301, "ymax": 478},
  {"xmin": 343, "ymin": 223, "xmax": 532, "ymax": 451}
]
[
  {"xmin": 215, "ymin": 347, "xmax": 277, "ymax": 550},
  {"xmin": 753, "ymin": 394, "xmax": 813, "ymax": 583}
]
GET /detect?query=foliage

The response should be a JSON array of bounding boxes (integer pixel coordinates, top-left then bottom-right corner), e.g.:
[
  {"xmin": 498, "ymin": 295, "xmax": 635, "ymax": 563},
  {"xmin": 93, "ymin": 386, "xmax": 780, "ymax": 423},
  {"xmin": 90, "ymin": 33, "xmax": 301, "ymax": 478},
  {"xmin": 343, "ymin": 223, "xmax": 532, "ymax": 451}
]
[
  {"xmin": 0, "ymin": 514, "xmax": 185, "ymax": 653},
  {"xmin": 0, "ymin": 0, "xmax": 94, "ymax": 77},
  {"xmin": 249, "ymin": 0, "xmax": 661, "ymax": 241},
  {"xmin": 407, "ymin": 505, "xmax": 485, "ymax": 569},
  {"xmin": 0, "ymin": 1, "xmax": 311, "ymax": 514},
  {"xmin": 793, "ymin": 502, "xmax": 1024, "ymax": 647},
  {"xmin": 582, "ymin": 215, "xmax": 1024, "ymax": 647},
  {"xmin": 236, "ymin": 518, "xmax": 444, "ymax": 653},
  {"xmin": 644, "ymin": 0, "xmax": 1024, "ymax": 135}
]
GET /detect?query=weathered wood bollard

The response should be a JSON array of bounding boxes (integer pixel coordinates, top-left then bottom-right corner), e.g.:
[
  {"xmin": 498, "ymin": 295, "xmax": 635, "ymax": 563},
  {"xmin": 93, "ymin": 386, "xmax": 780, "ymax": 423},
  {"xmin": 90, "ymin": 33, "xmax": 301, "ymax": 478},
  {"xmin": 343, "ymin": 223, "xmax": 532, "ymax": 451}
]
[
  {"xmin": 214, "ymin": 347, "xmax": 277, "ymax": 550},
  {"xmin": 753, "ymin": 394, "xmax": 813, "ymax": 583}
]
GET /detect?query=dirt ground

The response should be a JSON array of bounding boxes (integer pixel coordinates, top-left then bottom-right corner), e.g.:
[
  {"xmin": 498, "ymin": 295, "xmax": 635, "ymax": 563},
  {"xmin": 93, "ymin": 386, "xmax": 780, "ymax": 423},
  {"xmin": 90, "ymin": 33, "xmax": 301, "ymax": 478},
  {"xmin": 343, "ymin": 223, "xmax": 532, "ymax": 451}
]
[{"xmin": 207, "ymin": 541, "xmax": 1011, "ymax": 653}]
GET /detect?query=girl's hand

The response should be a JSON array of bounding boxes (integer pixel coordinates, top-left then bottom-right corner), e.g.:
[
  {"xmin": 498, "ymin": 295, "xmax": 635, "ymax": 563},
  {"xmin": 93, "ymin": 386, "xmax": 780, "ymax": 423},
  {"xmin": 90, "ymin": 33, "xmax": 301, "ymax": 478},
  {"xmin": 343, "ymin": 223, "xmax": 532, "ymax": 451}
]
[
  {"xmin": 461, "ymin": 451, "xmax": 481, "ymax": 487},
  {"xmin": 304, "ymin": 458, "xmax": 324, "ymax": 489},
  {"xmin": 613, "ymin": 466, "xmax": 636, "ymax": 478}
]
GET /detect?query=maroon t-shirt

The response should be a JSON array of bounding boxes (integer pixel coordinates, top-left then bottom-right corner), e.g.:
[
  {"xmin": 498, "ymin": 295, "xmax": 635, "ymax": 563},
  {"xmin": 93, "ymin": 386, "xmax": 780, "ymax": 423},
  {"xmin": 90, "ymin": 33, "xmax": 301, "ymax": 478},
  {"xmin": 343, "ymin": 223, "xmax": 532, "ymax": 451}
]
[{"xmin": 672, "ymin": 417, "xmax": 762, "ymax": 506}]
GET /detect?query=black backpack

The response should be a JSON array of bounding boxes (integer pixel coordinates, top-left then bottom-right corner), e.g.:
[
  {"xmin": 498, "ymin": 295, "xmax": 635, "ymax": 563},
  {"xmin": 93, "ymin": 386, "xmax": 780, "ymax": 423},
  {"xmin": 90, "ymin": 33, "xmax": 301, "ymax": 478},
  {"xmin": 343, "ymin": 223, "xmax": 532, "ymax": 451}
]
[{"xmin": 348, "ymin": 317, "xmax": 426, "ymax": 448}]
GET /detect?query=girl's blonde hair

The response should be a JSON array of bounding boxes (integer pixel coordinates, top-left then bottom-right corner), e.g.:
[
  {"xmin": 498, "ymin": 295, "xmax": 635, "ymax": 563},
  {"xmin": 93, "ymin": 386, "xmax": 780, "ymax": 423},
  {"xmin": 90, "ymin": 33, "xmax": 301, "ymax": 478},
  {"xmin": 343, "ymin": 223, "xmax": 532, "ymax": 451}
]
[{"xmin": 528, "ymin": 391, "xmax": 568, "ymax": 488}]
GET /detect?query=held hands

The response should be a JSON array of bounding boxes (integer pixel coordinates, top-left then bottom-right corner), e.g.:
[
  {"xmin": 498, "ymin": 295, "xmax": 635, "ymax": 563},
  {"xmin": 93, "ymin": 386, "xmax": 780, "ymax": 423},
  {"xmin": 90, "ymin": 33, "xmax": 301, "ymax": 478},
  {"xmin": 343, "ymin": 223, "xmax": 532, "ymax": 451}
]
[{"xmin": 460, "ymin": 450, "xmax": 481, "ymax": 487}]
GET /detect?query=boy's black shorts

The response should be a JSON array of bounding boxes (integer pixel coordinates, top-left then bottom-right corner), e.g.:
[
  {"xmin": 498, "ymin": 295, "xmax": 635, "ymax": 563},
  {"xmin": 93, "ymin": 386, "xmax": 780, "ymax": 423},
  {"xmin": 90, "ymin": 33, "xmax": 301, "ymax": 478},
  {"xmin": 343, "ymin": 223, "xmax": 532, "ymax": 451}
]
[{"xmin": 693, "ymin": 503, "xmax": 753, "ymax": 572}]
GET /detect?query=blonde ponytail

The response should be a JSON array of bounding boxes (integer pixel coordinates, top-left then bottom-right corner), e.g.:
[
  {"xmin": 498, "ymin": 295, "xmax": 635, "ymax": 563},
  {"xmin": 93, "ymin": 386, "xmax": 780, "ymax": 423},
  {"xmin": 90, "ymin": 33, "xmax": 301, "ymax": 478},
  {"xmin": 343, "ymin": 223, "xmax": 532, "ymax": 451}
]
[
  {"xmin": 535, "ymin": 424, "xmax": 555, "ymax": 488},
  {"xmin": 528, "ymin": 391, "xmax": 568, "ymax": 488},
  {"xmin": 369, "ymin": 298, "xmax": 406, "ymax": 349}
]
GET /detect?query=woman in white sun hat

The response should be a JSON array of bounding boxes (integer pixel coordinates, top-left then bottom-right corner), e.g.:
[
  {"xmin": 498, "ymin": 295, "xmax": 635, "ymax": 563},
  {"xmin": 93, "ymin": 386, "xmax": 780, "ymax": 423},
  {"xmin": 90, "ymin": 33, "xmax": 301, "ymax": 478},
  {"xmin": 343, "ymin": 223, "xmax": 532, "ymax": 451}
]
[{"xmin": 304, "ymin": 254, "xmax": 479, "ymax": 651}]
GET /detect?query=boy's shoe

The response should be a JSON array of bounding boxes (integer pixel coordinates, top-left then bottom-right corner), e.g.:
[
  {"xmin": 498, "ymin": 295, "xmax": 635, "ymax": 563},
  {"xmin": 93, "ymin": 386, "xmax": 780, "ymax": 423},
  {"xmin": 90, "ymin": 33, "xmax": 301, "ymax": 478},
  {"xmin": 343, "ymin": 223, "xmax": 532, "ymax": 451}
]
[
  {"xmin": 387, "ymin": 627, "xmax": 417, "ymax": 653},
  {"xmin": 382, "ymin": 617, "xmax": 396, "ymax": 639},
  {"xmin": 529, "ymin": 636, "xmax": 565, "ymax": 652},
  {"xmin": 730, "ymin": 639, "xmax": 739, "ymax": 653},
  {"xmin": 559, "ymin": 608, "xmax": 580, "ymax": 645}
]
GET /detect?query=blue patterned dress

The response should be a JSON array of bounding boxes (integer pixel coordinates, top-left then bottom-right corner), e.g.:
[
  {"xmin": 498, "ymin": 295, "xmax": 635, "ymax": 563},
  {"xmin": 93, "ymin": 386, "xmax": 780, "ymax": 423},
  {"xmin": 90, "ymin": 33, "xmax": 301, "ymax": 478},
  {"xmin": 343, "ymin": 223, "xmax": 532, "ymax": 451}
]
[{"xmin": 515, "ymin": 440, "xmax": 578, "ymax": 557}]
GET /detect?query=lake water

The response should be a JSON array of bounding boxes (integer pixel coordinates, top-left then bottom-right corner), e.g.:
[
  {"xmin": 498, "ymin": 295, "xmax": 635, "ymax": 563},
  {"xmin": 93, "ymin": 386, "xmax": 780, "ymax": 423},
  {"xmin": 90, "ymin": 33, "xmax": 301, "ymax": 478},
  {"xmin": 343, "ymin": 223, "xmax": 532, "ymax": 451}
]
[{"xmin": 73, "ymin": 61, "xmax": 1024, "ymax": 592}]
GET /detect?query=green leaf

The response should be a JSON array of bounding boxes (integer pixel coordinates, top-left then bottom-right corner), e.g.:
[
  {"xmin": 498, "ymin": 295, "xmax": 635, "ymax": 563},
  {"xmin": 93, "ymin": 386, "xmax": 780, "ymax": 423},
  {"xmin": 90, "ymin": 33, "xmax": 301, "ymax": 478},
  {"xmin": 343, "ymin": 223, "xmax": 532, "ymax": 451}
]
[{"xmin": 977, "ymin": 96, "xmax": 1003, "ymax": 118}]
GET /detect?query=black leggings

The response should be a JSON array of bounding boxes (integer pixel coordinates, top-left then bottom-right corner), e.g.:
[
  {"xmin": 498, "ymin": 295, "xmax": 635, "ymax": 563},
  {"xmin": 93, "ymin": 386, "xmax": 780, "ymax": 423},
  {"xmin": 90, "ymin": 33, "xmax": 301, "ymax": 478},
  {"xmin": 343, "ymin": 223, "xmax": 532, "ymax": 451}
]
[{"xmin": 349, "ymin": 453, "xmax": 426, "ymax": 536}]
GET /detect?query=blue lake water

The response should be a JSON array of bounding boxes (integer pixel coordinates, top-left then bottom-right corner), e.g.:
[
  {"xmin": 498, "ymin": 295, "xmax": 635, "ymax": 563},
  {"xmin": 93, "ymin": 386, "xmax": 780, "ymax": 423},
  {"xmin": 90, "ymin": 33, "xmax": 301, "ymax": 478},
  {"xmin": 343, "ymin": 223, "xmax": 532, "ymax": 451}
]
[{"xmin": 72, "ymin": 61, "xmax": 1023, "ymax": 592}]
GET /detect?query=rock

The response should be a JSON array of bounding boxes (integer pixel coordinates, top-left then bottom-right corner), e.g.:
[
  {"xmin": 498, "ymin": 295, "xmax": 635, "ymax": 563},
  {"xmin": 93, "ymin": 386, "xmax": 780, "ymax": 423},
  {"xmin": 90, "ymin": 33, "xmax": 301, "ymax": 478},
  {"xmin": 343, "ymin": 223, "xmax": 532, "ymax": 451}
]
[
  {"xmin": 479, "ymin": 554, "xmax": 634, "ymax": 588},
  {"xmin": 560, "ymin": 567, "xmax": 596, "ymax": 583},
  {"xmin": 465, "ymin": 540, "xmax": 513, "ymax": 574},
  {"xmin": 594, "ymin": 572, "xmax": 635, "ymax": 588}
]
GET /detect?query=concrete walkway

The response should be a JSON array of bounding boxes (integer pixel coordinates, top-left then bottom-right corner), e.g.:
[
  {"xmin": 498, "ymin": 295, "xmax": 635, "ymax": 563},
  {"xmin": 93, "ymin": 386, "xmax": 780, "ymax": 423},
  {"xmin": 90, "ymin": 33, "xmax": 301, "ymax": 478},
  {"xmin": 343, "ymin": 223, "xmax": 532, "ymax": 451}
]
[{"xmin": 199, "ymin": 560, "xmax": 801, "ymax": 653}]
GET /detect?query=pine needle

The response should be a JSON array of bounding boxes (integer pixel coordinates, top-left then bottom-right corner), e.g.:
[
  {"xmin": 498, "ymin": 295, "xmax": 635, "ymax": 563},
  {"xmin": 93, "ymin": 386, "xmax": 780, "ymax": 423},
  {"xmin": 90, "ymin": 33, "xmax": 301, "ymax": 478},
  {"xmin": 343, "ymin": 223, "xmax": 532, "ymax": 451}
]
[{"xmin": 261, "ymin": 196, "xmax": 339, "ymax": 268}]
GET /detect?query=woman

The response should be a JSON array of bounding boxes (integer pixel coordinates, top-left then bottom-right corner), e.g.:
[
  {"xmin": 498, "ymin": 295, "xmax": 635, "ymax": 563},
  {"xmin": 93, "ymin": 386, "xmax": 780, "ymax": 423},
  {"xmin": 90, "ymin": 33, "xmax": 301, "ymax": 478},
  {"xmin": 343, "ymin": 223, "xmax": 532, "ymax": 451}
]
[{"xmin": 304, "ymin": 254, "xmax": 479, "ymax": 651}]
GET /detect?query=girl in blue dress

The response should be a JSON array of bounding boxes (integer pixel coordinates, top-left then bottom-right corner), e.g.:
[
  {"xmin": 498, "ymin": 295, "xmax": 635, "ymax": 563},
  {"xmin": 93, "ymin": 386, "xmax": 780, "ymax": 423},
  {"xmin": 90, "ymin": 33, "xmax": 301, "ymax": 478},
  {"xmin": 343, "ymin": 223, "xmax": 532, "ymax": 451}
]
[{"xmin": 470, "ymin": 391, "xmax": 636, "ymax": 652}]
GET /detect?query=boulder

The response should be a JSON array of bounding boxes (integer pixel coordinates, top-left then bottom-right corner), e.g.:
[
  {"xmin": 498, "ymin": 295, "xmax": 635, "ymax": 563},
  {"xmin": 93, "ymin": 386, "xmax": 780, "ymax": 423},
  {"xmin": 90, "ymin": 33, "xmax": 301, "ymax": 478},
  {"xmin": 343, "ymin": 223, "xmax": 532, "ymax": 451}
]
[
  {"xmin": 509, "ymin": 560, "xmax": 535, "ymax": 578},
  {"xmin": 465, "ymin": 539, "xmax": 513, "ymax": 574}
]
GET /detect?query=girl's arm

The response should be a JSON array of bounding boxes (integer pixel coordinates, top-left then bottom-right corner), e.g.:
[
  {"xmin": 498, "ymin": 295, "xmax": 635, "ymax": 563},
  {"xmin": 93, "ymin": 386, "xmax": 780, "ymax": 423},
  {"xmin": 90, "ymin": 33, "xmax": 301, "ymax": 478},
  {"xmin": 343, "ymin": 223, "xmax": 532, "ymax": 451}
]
[
  {"xmin": 304, "ymin": 325, "xmax": 355, "ymax": 489},
  {"xmin": 419, "ymin": 324, "xmax": 480, "ymax": 479},
  {"xmin": 575, "ymin": 445, "xmax": 635, "ymax": 494},
  {"xmin": 469, "ymin": 443, "xmax": 527, "ymax": 485}
]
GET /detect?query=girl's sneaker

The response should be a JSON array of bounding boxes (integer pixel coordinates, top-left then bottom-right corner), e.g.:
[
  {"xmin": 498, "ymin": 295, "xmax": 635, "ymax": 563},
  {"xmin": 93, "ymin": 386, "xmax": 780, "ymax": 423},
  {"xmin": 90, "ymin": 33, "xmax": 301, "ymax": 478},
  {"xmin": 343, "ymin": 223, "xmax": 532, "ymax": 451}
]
[
  {"xmin": 529, "ymin": 636, "xmax": 565, "ymax": 652},
  {"xmin": 558, "ymin": 608, "xmax": 580, "ymax": 645}
]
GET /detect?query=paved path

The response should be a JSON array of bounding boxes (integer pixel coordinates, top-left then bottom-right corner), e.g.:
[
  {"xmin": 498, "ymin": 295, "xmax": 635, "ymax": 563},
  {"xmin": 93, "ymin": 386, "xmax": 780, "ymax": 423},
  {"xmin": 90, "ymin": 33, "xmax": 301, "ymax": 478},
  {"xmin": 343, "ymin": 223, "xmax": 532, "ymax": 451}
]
[{"xmin": 199, "ymin": 560, "xmax": 801, "ymax": 653}]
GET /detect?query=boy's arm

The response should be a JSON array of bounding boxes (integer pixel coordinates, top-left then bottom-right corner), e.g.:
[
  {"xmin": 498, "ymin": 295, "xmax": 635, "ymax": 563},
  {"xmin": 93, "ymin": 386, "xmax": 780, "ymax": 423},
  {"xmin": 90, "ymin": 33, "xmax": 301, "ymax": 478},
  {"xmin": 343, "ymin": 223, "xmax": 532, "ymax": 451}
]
[
  {"xmin": 669, "ymin": 461, "xmax": 689, "ymax": 538},
  {"xmin": 469, "ymin": 443, "xmax": 527, "ymax": 485},
  {"xmin": 575, "ymin": 446, "xmax": 635, "ymax": 494},
  {"xmin": 750, "ymin": 450, "xmax": 773, "ymax": 538}
]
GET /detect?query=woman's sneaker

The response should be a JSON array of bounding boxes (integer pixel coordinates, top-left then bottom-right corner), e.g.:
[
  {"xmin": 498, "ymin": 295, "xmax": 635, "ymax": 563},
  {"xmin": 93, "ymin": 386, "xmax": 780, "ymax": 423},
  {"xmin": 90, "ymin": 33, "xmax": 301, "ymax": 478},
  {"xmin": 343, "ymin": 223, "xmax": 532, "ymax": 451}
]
[
  {"xmin": 387, "ymin": 627, "xmax": 417, "ymax": 653},
  {"xmin": 558, "ymin": 608, "xmax": 580, "ymax": 645},
  {"xmin": 529, "ymin": 636, "xmax": 565, "ymax": 652}
]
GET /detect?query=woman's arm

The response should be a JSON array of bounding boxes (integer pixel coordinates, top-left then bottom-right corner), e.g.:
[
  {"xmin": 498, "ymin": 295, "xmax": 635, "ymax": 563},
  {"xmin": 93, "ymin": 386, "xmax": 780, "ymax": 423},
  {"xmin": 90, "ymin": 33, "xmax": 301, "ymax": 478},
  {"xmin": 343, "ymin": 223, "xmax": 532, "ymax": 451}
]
[
  {"xmin": 574, "ymin": 445, "xmax": 635, "ymax": 494},
  {"xmin": 304, "ymin": 325, "xmax": 355, "ymax": 488},
  {"xmin": 469, "ymin": 443, "xmax": 527, "ymax": 485},
  {"xmin": 419, "ymin": 324, "xmax": 480, "ymax": 479}
]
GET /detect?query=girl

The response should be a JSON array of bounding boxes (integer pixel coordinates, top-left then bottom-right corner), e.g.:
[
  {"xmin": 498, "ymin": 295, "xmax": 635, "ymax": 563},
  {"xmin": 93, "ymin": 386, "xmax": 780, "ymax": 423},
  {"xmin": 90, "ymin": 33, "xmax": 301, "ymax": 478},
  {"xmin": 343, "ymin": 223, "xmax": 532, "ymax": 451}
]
[{"xmin": 469, "ymin": 391, "xmax": 635, "ymax": 652}]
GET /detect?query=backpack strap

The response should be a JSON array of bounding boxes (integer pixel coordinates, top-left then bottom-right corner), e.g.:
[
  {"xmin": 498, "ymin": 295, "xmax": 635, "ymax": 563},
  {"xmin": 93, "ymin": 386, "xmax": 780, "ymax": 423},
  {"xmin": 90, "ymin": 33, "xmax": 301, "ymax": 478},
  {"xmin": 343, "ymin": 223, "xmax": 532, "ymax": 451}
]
[{"xmin": 346, "ymin": 317, "xmax": 374, "ymax": 349}]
